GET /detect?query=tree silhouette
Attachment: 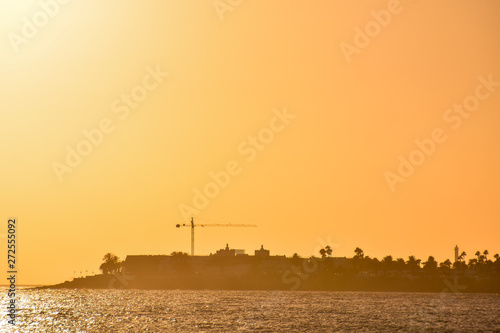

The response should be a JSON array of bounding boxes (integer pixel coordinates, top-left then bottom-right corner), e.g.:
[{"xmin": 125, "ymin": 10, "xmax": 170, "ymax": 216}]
[
  {"xmin": 423, "ymin": 256, "xmax": 437, "ymax": 270},
  {"xmin": 291, "ymin": 253, "xmax": 302, "ymax": 266},
  {"xmin": 99, "ymin": 253, "xmax": 121, "ymax": 274},
  {"xmin": 170, "ymin": 251, "xmax": 191, "ymax": 272},
  {"xmin": 354, "ymin": 247, "xmax": 364, "ymax": 259},
  {"xmin": 406, "ymin": 256, "xmax": 421, "ymax": 271},
  {"xmin": 396, "ymin": 258, "xmax": 405, "ymax": 271},
  {"xmin": 320, "ymin": 246, "xmax": 333, "ymax": 258},
  {"xmin": 483, "ymin": 250, "xmax": 489, "ymax": 260},
  {"xmin": 382, "ymin": 255, "xmax": 393, "ymax": 272},
  {"xmin": 468, "ymin": 258, "xmax": 478, "ymax": 270},
  {"xmin": 439, "ymin": 259, "xmax": 452, "ymax": 270}
]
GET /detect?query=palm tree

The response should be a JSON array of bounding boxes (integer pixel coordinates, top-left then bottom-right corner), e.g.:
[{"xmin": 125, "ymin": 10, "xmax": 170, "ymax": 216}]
[
  {"xmin": 478, "ymin": 254, "xmax": 486, "ymax": 264},
  {"xmin": 483, "ymin": 250, "xmax": 489, "ymax": 261},
  {"xmin": 406, "ymin": 256, "xmax": 421, "ymax": 271},
  {"xmin": 459, "ymin": 251, "xmax": 466, "ymax": 262},
  {"xmin": 475, "ymin": 251, "xmax": 481, "ymax": 260},
  {"xmin": 494, "ymin": 254, "xmax": 499, "ymax": 262},
  {"xmin": 99, "ymin": 253, "xmax": 121, "ymax": 274},
  {"xmin": 468, "ymin": 258, "xmax": 478, "ymax": 270}
]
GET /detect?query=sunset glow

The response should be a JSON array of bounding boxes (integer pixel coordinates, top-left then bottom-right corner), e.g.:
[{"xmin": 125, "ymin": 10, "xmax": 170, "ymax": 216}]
[{"xmin": 1, "ymin": 0, "xmax": 499, "ymax": 287}]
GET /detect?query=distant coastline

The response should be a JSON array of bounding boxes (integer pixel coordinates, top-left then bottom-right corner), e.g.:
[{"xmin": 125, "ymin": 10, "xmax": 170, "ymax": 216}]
[
  {"xmin": 39, "ymin": 273, "xmax": 500, "ymax": 293},
  {"xmin": 40, "ymin": 245, "xmax": 500, "ymax": 293}
]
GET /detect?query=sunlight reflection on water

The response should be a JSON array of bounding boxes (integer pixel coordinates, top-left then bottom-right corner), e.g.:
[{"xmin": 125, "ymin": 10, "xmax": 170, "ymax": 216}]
[{"xmin": 1, "ymin": 288, "xmax": 499, "ymax": 332}]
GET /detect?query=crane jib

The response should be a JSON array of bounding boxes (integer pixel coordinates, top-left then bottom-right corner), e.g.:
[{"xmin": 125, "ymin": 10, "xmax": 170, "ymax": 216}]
[{"xmin": 175, "ymin": 218, "xmax": 257, "ymax": 255}]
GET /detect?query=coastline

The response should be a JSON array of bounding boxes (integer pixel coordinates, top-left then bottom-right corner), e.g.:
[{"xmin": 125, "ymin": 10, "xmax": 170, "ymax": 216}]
[{"xmin": 37, "ymin": 273, "xmax": 500, "ymax": 293}]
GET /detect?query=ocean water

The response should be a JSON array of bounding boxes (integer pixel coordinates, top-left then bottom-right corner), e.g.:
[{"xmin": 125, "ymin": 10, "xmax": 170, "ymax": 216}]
[{"xmin": 1, "ymin": 288, "xmax": 499, "ymax": 332}]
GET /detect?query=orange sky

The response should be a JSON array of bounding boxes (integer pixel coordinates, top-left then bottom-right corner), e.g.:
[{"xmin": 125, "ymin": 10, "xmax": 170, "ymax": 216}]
[{"xmin": 1, "ymin": 0, "xmax": 499, "ymax": 285}]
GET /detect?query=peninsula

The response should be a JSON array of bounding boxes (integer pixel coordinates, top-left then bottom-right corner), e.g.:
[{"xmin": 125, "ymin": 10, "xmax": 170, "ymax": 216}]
[{"xmin": 41, "ymin": 245, "xmax": 500, "ymax": 293}]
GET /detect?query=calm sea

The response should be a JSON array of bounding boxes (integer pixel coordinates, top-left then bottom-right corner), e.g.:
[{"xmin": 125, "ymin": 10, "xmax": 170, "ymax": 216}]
[{"xmin": 1, "ymin": 288, "xmax": 499, "ymax": 332}]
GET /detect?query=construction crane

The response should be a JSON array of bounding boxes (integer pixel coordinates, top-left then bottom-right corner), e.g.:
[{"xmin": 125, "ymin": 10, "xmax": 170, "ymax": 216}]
[{"xmin": 176, "ymin": 217, "xmax": 257, "ymax": 256}]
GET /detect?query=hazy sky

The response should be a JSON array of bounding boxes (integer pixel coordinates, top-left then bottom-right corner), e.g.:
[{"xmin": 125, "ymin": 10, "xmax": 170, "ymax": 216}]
[{"xmin": 1, "ymin": 0, "xmax": 499, "ymax": 285}]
